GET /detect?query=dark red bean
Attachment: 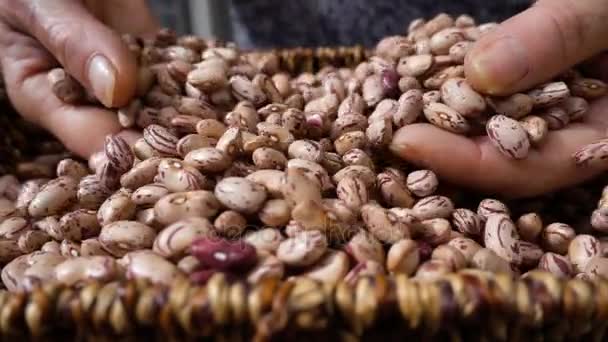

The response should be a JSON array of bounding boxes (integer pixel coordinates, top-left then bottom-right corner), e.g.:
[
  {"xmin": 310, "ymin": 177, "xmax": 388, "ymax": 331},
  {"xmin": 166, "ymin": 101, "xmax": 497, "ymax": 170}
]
[{"xmin": 191, "ymin": 238, "xmax": 257, "ymax": 272}]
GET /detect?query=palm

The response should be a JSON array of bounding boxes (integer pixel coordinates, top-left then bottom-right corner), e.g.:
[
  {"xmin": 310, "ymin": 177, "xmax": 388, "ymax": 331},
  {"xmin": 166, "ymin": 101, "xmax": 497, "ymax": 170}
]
[{"xmin": 391, "ymin": 96, "xmax": 608, "ymax": 198}]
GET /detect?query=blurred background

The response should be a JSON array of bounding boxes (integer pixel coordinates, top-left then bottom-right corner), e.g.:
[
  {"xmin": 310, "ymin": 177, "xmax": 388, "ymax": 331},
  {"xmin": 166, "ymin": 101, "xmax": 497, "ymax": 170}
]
[{"xmin": 147, "ymin": 0, "xmax": 530, "ymax": 49}]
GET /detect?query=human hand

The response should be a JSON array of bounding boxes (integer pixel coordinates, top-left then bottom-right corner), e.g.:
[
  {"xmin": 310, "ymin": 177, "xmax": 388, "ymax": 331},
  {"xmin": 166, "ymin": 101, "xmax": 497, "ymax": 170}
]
[
  {"xmin": 0, "ymin": 0, "xmax": 159, "ymax": 158},
  {"xmin": 390, "ymin": 0, "xmax": 608, "ymax": 198}
]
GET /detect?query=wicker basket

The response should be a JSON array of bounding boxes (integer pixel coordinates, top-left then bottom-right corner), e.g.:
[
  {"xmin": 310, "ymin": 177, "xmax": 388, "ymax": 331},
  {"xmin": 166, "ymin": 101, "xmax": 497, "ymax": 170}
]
[{"xmin": 2, "ymin": 47, "xmax": 608, "ymax": 342}]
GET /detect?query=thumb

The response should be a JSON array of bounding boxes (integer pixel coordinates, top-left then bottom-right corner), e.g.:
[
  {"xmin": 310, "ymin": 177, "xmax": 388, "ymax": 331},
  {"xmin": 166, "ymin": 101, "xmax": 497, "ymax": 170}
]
[
  {"xmin": 465, "ymin": 0, "xmax": 608, "ymax": 95},
  {"xmin": 10, "ymin": 0, "xmax": 137, "ymax": 107}
]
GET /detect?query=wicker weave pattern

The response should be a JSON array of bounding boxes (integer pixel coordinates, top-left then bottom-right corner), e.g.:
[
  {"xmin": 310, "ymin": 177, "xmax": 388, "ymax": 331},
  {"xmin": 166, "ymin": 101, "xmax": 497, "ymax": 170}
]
[{"xmin": 0, "ymin": 271, "xmax": 604, "ymax": 341}]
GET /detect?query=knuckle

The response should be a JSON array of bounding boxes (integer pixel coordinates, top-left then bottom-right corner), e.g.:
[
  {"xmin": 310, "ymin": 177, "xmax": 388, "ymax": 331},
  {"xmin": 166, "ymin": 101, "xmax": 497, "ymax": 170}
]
[{"xmin": 541, "ymin": 1, "xmax": 588, "ymax": 59}]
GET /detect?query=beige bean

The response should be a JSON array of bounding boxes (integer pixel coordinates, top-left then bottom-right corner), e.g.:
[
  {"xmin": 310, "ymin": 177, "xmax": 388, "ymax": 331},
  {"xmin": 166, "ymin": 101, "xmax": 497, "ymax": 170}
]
[
  {"xmin": 58, "ymin": 209, "xmax": 100, "ymax": 241},
  {"xmin": 136, "ymin": 208, "xmax": 160, "ymax": 229},
  {"xmin": 153, "ymin": 217, "xmax": 213, "ymax": 259},
  {"xmin": 196, "ymin": 119, "xmax": 227, "ymax": 139},
  {"xmin": 281, "ymin": 167, "xmax": 322, "ymax": 209},
  {"xmin": 0, "ymin": 217, "xmax": 30, "ymax": 239},
  {"xmin": 393, "ymin": 89, "xmax": 423, "ymax": 127},
  {"xmin": 1, "ymin": 255, "xmax": 30, "ymax": 291},
  {"xmin": 470, "ymin": 248, "xmax": 513, "ymax": 275},
  {"xmin": 398, "ymin": 76, "xmax": 422, "ymax": 93},
  {"xmin": 397, "ymin": 54, "xmax": 433, "ymax": 77},
  {"xmin": 214, "ymin": 177, "xmax": 267, "ymax": 214},
  {"xmin": 412, "ymin": 195, "xmax": 454, "ymax": 220},
  {"xmin": 214, "ymin": 210, "xmax": 247, "ymax": 236},
  {"xmin": 80, "ymin": 238, "xmax": 111, "ymax": 256},
  {"xmin": 406, "ymin": 170, "xmax": 438, "ymax": 197},
  {"xmin": 574, "ymin": 140, "xmax": 608, "ymax": 168},
  {"xmin": 98, "ymin": 221, "xmax": 157, "ymax": 257},
  {"xmin": 131, "ymin": 183, "xmax": 169, "ymax": 207},
  {"xmin": 321, "ymin": 152, "xmax": 345, "ymax": 175},
  {"xmin": 569, "ymin": 78, "xmax": 608, "ymax": 99},
  {"xmin": 519, "ymin": 115, "xmax": 549, "ymax": 146},
  {"xmin": 334, "ymin": 165, "xmax": 376, "ymax": 189},
  {"xmin": 423, "ymin": 90, "xmax": 441, "ymax": 105},
  {"xmin": 540, "ymin": 106, "xmax": 569, "ymax": 130},
  {"xmin": 423, "ymin": 102, "xmax": 470, "ymax": 134},
  {"xmin": 60, "ymin": 239, "xmax": 81, "ymax": 258},
  {"xmin": 41, "ymin": 240, "xmax": 61, "ymax": 254},
  {"xmin": 177, "ymin": 255, "xmax": 201, "ymax": 274},
  {"xmin": 344, "ymin": 260, "xmax": 385, "ymax": 286},
  {"xmin": 154, "ymin": 191, "xmax": 220, "ymax": 225},
  {"xmin": 54, "ymin": 256, "xmax": 119, "ymax": 286},
  {"xmin": 19, "ymin": 252, "xmax": 65, "ymax": 290},
  {"xmin": 378, "ymin": 178, "xmax": 414, "ymax": 212},
  {"xmin": 244, "ymin": 228, "xmax": 284, "ymax": 254},
  {"xmin": 215, "ymin": 127, "xmax": 245, "ymax": 158},
  {"xmin": 516, "ymin": 212, "xmax": 543, "ymax": 242},
  {"xmin": 330, "ymin": 112, "xmax": 368, "ymax": 140},
  {"xmin": 120, "ymin": 157, "xmax": 162, "ymax": 190},
  {"xmin": 338, "ymin": 93, "xmax": 366, "ymax": 117},
  {"xmin": 477, "ymin": 199, "xmax": 510, "ymax": 221},
  {"xmin": 432, "ymin": 244, "xmax": 466, "ymax": 271},
  {"xmin": 184, "ymin": 147, "xmax": 231, "ymax": 173},
  {"xmin": 253, "ymin": 147, "xmax": 287, "ymax": 170},
  {"xmin": 28, "ymin": 176, "xmax": 78, "ymax": 217},
  {"xmin": 527, "ymin": 82, "xmax": 570, "ymax": 107},
  {"xmin": 376, "ymin": 36, "xmax": 413, "ymax": 61},
  {"xmin": 336, "ymin": 176, "xmax": 369, "ymax": 212},
  {"xmin": 305, "ymin": 94, "xmax": 339, "ymax": 116},
  {"xmin": 519, "ymin": 241, "xmax": 543, "ymax": 268},
  {"xmin": 366, "ymin": 117, "xmax": 392, "ymax": 148},
  {"xmin": 417, "ymin": 218, "xmax": 451, "ymax": 246},
  {"xmin": 541, "ymin": 223, "xmax": 576, "ymax": 254},
  {"xmin": 386, "ymin": 239, "xmax": 419, "ymax": 275},
  {"xmin": 430, "ymin": 28, "xmax": 464, "ymax": 54},
  {"xmin": 18, "ymin": 230, "xmax": 51, "ymax": 253},
  {"xmin": 334, "ymin": 131, "xmax": 367, "ymax": 156},
  {"xmin": 538, "ymin": 252, "xmax": 573, "ymax": 278},
  {"xmin": 56, "ymin": 159, "xmax": 89, "ymax": 181},
  {"xmin": 246, "ymin": 170, "xmax": 285, "ymax": 198},
  {"xmin": 423, "ymin": 65, "xmax": 464, "ymax": 89},
  {"xmin": 440, "ymin": 78, "xmax": 486, "ymax": 118},
  {"xmin": 447, "ymin": 237, "xmax": 482, "ymax": 263},
  {"xmin": 362, "ymin": 74, "xmax": 385, "ymax": 107},
  {"xmin": 452, "ymin": 208, "xmax": 483, "ymax": 237},
  {"xmin": 288, "ymin": 140, "xmax": 324, "ymax": 163},
  {"xmin": 568, "ymin": 235, "xmax": 601, "ymax": 273},
  {"xmin": 303, "ymin": 250, "xmax": 350, "ymax": 284},
  {"xmin": 487, "ymin": 94, "xmax": 533, "ymax": 119},
  {"xmin": 187, "ymin": 67, "xmax": 227, "ymax": 92},
  {"xmin": 258, "ymin": 199, "xmax": 291, "ymax": 227},
  {"xmin": 486, "ymin": 115, "xmax": 530, "ymax": 159},
  {"xmin": 16, "ymin": 180, "xmax": 45, "ymax": 212},
  {"xmin": 362, "ymin": 204, "xmax": 410, "ymax": 244},
  {"xmin": 448, "ymin": 41, "xmax": 472, "ymax": 64},
  {"xmin": 97, "ymin": 188, "xmax": 136, "ymax": 227},
  {"xmin": 484, "ymin": 215, "xmax": 522, "ymax": 265},
  {"xmin": 342, "ymin": 149, "xmax": 375, "ymax": 170},
  {"xmin": 344, "ymin": 230, "xmax": 385, "ymax": 265},
  {"xmin": 561, "ymin": 96, "xmax": 589, "ymax": 121},
  {"xmin": 247, "ymin": 254, "xmax": 285, "ymax": 283},
  {"xmin": 368, "ymin": 99, "xmax": 398, "ymax": 123},
  {"xmin": 121, "ymin": 250, "xmax": 184, "ymax": 285},
  {"xmin": 287, "ymin": 159, "xmax": 335, "ymax": 191},
  {"xmin": 276, "ymin": 230, "xmax": 327, "ymax": 267}
]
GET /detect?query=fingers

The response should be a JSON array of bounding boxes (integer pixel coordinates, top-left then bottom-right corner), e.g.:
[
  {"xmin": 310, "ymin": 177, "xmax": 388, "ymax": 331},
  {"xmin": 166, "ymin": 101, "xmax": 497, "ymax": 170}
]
[
  {"xmin": 390, "ymin": 121, "xmax": 605, "ymax": 198},
  {"xmin": 6, "ymin": 0, "xmax": 137, "ymax": 107},
  {"xmin": 0, "ymin": 26, "xmax": 140, "ymax": 158},
  {"xmin": 464, "ymin": 0, "xmax": 608, "ymax": 95}
]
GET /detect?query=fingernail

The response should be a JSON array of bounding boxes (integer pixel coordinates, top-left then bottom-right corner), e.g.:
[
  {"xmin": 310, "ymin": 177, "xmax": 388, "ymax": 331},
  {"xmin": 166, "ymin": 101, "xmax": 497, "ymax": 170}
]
[
  {"xmin": 467, "ymin": 36, "xmax": 529, "ymax": 94},
  {"xmin": 87, "ymin": 55, "xmax": 116, "ymax": 108}
]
